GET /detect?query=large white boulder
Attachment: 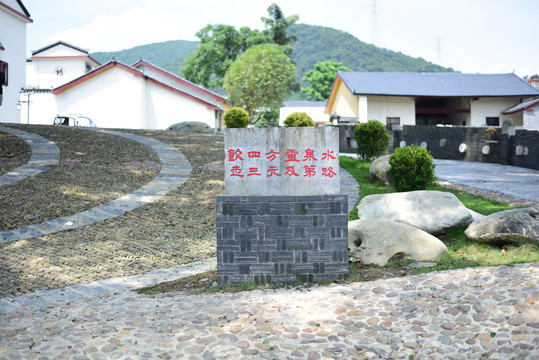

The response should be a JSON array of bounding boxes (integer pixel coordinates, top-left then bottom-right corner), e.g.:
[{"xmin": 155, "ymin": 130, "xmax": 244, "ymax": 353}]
[
  {"xmin": 348, "ymin": 219, "xmax": 448, "ymax": 266},
  {"xmin": 369, "ymin": 155, "xmax": 392, "ymax": 185},
  {"xmin": 465, "ymin": 207, "xmax": 539, "ymax": 244},
  {"xmin": 356, "ymin": 190, "xmax": 473, "ymax": 235}
]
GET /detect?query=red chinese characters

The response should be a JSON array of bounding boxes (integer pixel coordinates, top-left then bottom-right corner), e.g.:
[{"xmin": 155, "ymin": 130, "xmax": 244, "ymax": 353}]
[{"xmin": 227, "ymin": 148, "xmax": 337, "ymax": 179}]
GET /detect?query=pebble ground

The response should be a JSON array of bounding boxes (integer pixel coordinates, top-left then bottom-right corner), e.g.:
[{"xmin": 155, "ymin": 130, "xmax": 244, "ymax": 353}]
[{"xmin": 0, "ymin": 262, "xmax": 537, "ymax": 360}]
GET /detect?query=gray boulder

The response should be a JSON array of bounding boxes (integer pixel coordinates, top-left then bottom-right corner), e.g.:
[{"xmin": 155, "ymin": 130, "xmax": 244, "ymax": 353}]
[
  {"xmin": 348, "ymin": 219, "xmax": 448, "ymax": 266},
  {"xmin": 465, "ymin": 207, "xmax": 539, "ymax": 244},
  {"xmin": 166, "ymin": 121, "xmax": 212, "ymax": 133},
  {"xmin": 369, "ymin": 155, "xmax": 392, "ymax": 185},
  {"xmin": 356, "ymin": 190, "xmax": 473, "ymax": 235}
]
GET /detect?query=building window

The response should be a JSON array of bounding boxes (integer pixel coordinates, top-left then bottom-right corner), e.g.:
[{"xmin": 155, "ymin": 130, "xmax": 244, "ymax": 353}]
[
  {"xmin": 386, "ymin": 117, "xmax": 400, "ymax": 125},
  {"xmin": 0, "ymin": 61, "xmax": 7, "ymax": 86},
  {"xmin": 486, "ymin": 117, "xmax": 499, "ymax": 126}
]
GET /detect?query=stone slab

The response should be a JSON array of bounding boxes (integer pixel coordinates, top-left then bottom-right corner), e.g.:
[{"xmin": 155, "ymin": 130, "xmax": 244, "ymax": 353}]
[{"xmin": 225, "ymin": 127, "xmax": 340, "ymax": 196}]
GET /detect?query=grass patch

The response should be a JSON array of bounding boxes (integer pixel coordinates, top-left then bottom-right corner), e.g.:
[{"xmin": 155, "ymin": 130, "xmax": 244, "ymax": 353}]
[{"xmin": 340, "ymin": 155, "xmax": 539, "ymax": 272}]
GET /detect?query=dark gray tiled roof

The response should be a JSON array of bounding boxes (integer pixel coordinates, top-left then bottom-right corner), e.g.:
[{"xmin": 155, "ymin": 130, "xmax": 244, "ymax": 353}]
[
  {"xmin": 32, "ymin": 41, "xmax": 89, "ymax": 56},
  {"xmin": 338, "ymin": 72, "xmax": 539, "ymax": 97}
]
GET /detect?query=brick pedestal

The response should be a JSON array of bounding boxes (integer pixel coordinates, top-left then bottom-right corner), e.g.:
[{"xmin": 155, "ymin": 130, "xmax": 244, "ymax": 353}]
[{"xmin": 216, "ymin": 195, "xmax": 349, "ymax": 286}]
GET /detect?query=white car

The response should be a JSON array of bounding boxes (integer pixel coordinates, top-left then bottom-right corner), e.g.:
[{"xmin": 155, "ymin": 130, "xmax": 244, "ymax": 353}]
[{"xmin": 53, "ymin": 114, "xmax": 96, "ymax": 127}]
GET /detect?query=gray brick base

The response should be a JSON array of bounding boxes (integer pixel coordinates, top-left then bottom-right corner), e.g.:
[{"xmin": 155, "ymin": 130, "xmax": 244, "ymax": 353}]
[{"xmin": 216, "ymin": 195, "xmax": 349, "ymax": 286}]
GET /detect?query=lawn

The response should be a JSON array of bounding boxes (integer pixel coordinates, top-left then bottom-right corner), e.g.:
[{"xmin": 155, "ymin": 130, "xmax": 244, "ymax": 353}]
[{"xmin": 340, "ymin": 155, "xmax": 539, "ymax": 275}]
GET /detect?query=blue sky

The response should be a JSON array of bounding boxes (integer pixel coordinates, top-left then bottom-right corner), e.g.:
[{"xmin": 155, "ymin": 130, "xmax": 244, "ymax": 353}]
[{"xmin": 23, "ymin": 0, "xmax": 538, "ymax": 77}]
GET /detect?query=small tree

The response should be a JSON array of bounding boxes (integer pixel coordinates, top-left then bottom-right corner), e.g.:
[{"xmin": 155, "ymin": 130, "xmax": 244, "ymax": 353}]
[
  {"xmin": 284, "ymin": 112, "xmax": 315, "ymax": 127},
  {"xmin": 302, "ymin": 61, "xmax": 351, "ymax": 101},
  {"xmin": 224, "ymin": 107, "xmax": 249, "ymax": 128},
  {"xmin": 224, "ymin": 44, "xmax": 296, "ymax": 125},
  {"xmin": 354, "ymin": 120, "xmax": 390, "ymax": 160},
  {"xmin": 389, "ymin": 146, "xmax": 437, "ymax": 192}
]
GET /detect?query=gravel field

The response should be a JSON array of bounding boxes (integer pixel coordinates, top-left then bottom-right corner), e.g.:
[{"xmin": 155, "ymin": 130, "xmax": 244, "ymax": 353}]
[
  {"xmin": 0, "ymin": 125, "xmax": 224, "ymax": 296},
  {"xmin": 0, "ymin": 130, "xmax": 30, "ymax": 175}
]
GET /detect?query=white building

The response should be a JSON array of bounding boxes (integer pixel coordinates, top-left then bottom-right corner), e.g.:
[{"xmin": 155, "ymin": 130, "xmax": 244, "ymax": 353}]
[
  {"xmin": 326, "ymin": 72, "xmax": 539, "ymax": 129},
  {"xmin": 279, "ymin": 101, "xmax": 329, "ymax": 126},
  {"xmin": 26, "ymin": 41, "xmax": 100, "ymax": 90},
  {"xmin": 19, "ymin": 41, "xmax": 229, "ymax": 129},
  {"xmin": 0, "ymin": 0, "xmax": 32, "ymax": 124}
]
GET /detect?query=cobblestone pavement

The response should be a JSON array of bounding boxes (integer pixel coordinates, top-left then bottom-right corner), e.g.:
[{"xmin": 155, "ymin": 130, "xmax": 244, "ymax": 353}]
[{"xmin": 0, "ymin": 263, "xmax": 537, "ymax": 360}]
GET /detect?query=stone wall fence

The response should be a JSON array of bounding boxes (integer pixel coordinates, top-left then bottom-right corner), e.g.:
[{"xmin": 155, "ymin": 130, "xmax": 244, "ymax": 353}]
[{"xmin": 334, "ymin": 122, "xmax": 539, "ymax": 170}]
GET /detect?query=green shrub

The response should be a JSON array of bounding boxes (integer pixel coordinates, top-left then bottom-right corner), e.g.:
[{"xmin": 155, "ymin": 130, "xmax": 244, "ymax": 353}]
[
  {"xmin": 224, "ymin": 107, "xmax": 249, "ymax": 128},
  {"xmin": 389, "ymin": 145, "xmax": 437, "ymax": 192},
  {"xmin": 354, "ymin": 120, "xmax": 390, "ymax": 160},
  {"xmin": 284, "ymin": 112, "xmax": 315, "ymax": 127}
]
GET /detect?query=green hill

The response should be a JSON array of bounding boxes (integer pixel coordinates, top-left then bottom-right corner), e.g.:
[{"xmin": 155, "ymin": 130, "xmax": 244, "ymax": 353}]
[
  {"xmin": 91, "ymin": 24, "xmax": 453, "ymax": 84},
  {"xmin": 91, "ymin": 40, "xmax": 199, "ymax": 74},
  {"xmin": 288, "ymin": 24, "xmax": 453, "ymax": 84}
]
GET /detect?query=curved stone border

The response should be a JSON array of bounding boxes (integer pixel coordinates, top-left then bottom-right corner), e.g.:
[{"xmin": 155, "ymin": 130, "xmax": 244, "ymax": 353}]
[
  {"xmin": 0, "ymin": 126, "xmax": 60, "ymax": 186},
  {"xmin": 0, "ymin": 129, "xmax": 192, "ymax": 244},
  {"xmin": 0, "ymin": 257, "xmax": 217, "ymax": 314}
]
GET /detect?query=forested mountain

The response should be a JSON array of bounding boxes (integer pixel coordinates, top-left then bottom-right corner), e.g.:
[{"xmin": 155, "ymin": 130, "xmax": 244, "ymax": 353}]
[
  {"xmin": 288, "ymin": 24, "xmax": 453, "ymax": 84},
  {"xmin": 91, "ymin": 24, "xmax": 453, "ymax": 84},
  {"xmin": 92, "ymin": 40, "xmax": 199, "ymax": 73}
]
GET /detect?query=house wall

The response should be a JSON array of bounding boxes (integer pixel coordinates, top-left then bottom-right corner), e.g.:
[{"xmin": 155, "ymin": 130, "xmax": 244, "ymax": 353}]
[
  {"xmin": 17, "ymin": 91, "xmax": 58, "ymax": 125},
  {"xmin": 523, "ymin": 108, "xmax": 539, "ymax": 130},
  {"xmin": 144, "ymin": 80, "xmax": 217, "ymax": 130},
  {"xmin": 330, "ymin": 80, "xmax": 358, "ymax": 119},
  {"xmin": 367, "ymin": 96, "xmax": 415, "ymax": 125},
  {"xmin": 26, "ymin": 57, "xmax": 91, "ymax": 89},
  {"xmin": 470, "ymin": 97, "xmax": 524, "ymax": 127},
  {"xmin": 54, "ymin": 67, "xmax": 144, "ymax": 129},
  {"xmin": 139, "ymin": 65, "xmax": 220, "ymax": 107},
  {"xmin": 279, "ymin": 106, "xmax": 329, "ymax": 126},
  {"xmin": 0, "ymin": 4, "xmax": 28, "ymax": 124}
]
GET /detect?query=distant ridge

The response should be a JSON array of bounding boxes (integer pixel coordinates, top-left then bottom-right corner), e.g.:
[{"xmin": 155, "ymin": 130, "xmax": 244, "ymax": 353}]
[{"xmin": 91, "ymin": 24, "xmax": 453, "ymax": 85}]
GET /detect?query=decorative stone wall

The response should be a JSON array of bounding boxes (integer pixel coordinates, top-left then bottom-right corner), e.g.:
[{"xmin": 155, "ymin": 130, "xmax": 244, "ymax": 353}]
[
  {"xmin": 216, "ymin": 195, "xmax": 349, "ymax": 286},
  {"xmin": 336, "ymin": 124, "xmax": 539, "ymax": 170}
]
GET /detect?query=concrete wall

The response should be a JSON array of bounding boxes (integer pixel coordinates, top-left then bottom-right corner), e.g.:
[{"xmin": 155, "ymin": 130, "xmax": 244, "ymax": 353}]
[
  {"xmin": 524, "ymin": 108, "xmax": 539, "ymax": 131},
  {"xmin": 54, "ymin": 67, "xmax": 144, "ymax": 129},
  {"xmin": 0, "ymin": 4, "xmax": 29, "ymax": 124},
  {"xmin": 367, "ymin": 96, "xmax": 416, "ymax": 125},
  {"xmin": 331, "ymin": 80, "xmax": 358, "ymax": 119},
  {"xmin": 471, "ymin": 97, "xmax": 524, "ymax": 127},
  {"xmin": 145, "ymin": 80, "xmax": 217, "ymax": 130},
  {"xmin": 26, "ymin": 57, "xmax": 90, "ymax": 89}
]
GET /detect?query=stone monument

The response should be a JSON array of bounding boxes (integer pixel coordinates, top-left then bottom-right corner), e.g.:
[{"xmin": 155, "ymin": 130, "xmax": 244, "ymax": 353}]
[{"xmin": 217, "ymin": 127, "xmax": 349, "ymax": 285}]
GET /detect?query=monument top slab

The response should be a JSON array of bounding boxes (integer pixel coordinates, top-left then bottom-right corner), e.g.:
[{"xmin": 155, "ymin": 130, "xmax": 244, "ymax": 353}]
[{"xmin": 224, "ymin": 127, "xmax": 340, "ymax": 196}]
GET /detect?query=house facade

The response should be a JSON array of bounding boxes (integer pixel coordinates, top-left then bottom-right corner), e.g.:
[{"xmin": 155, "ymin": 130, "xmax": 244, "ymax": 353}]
[
  {"xmin": 326, "ymin": 72, "xmax": 539, "ymax": 128},
  {"xmin": 0, "ymin": 0, "xmax": 32, "ymax": 123},
  {"xmin": 26, "ymin": 41, "xmax": 100, "ymax": 90},
  {"xmin": 279, "ymin": 101, "xmax": 329, "ymax": 126},
  {"xmin": 18, "ymin": 41, "xmax": 228, "ymax": 130}
]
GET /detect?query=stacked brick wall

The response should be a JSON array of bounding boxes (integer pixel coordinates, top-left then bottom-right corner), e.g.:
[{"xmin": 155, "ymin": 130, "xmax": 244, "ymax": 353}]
[
  {"xmin": 335, "ymin": 125, "xmax": 539, "ymax": 170},
  {"xmin": 216, "ymin": 195, "xmax": 349, "ymax": 286},
  {"xmin": 393, "ymin": 126, "xmax": 501, "ymax": 163},
  {"xmin": 510, "ymin": 130, "xmax": 539, "ymax": 170}
]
